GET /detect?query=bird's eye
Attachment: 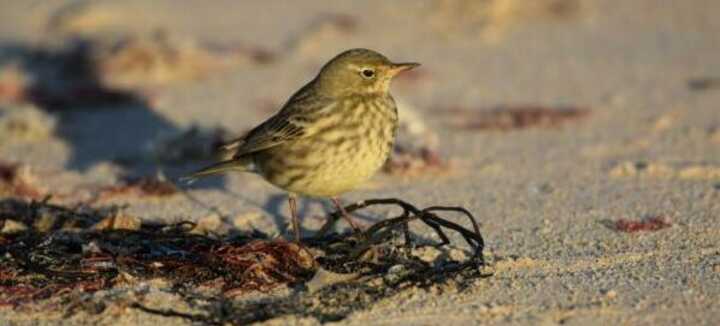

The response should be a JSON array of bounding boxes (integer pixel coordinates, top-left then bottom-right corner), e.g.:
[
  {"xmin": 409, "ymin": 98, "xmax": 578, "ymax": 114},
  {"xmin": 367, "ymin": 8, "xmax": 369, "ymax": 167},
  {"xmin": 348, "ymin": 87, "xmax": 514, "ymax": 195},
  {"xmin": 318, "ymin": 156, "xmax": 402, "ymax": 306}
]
[{"xmin": 360, "ymin": 68, "xmax": 375, "ymax": 79}]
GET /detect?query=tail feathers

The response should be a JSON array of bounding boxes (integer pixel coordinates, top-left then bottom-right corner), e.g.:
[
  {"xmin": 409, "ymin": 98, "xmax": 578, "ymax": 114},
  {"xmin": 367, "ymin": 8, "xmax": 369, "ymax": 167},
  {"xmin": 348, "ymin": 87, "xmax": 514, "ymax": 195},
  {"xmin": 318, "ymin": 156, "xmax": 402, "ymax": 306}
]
[{"xmin": 179, "ymin": 159, "xmax": 250, "ymax": 184}]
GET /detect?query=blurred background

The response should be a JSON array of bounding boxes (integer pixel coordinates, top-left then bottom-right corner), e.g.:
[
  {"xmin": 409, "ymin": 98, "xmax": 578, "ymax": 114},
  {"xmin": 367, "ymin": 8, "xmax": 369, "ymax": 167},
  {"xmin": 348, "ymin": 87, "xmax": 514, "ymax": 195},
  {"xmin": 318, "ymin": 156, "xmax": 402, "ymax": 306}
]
[{"xmin": 0, "ymin": 0, "xmax": 718, "ymax": 224}]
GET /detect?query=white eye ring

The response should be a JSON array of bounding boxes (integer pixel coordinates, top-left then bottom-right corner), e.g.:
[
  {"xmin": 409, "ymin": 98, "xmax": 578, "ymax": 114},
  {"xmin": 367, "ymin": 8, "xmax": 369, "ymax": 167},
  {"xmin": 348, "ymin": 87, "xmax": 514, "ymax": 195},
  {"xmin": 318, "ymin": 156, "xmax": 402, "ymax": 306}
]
[{"xmin": 360, "ymin": 68, "xmax": 375, "ymax": 79}]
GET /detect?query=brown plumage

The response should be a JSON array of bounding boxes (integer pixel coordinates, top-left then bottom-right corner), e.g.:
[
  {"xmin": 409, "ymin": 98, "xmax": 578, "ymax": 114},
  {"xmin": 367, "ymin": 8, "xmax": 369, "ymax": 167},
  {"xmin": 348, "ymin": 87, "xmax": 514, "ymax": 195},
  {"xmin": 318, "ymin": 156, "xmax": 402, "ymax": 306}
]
[{"xmin": 184, "ymin": 48, "xmax": 419, "ymax": 241}]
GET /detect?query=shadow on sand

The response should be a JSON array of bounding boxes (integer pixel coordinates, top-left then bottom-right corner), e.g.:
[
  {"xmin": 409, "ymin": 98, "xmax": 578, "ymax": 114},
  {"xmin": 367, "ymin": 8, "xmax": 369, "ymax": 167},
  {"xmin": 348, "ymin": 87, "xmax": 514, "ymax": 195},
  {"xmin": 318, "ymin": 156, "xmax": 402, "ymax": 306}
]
[{"xmin": 0, "ymin": 39, "xmax": 226, "ymax": 188}]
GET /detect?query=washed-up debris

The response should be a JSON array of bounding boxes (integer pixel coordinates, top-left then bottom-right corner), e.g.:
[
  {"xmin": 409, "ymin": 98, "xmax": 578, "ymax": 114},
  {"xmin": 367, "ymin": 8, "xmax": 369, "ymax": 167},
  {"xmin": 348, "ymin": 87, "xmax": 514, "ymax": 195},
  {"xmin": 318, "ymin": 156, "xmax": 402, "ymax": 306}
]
[
  {"xmin": 447, "ymin": 106, "xmax": 590, "ymax": 131},
  {"xmin": 92, "ymin": 212, "xmax": 142, "ymax": 231},
  {"xmin": 0, "ymin": 198, "xmax": 115, "ymax": 234},
  {"xmin": 610, "ymin": 216, "xmax": 672, "ymax": 233},
  {"xmin": 0, "ymin": 197, "xmax": 487, "ymax": 323},
  {"xmin": 91, "ymin": 175, "xmax": 178, "ymax": 203},
  {"xmin": 133, "ymin": 198, "xmax": 488, "ymax": 324},
  {"xmin": 215, "ymin": 240, "xmax": 316, "ymax": 295}
]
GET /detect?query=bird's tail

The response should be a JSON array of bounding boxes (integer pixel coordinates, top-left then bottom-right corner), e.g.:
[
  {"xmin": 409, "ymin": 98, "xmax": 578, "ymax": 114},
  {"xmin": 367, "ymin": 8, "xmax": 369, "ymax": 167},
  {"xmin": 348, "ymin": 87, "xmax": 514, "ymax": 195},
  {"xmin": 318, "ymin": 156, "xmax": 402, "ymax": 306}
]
[{"xmin": 179, "ymin": 158, "xmax": 251, "ymax": 184}]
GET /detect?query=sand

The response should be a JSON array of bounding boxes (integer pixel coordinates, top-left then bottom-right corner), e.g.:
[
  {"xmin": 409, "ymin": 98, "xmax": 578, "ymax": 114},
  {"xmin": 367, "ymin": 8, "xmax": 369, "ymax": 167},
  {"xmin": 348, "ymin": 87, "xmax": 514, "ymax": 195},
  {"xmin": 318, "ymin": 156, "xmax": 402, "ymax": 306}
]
[{"xmin": 0, "ymin": 0, "xmax": 719, "ymax": 325}]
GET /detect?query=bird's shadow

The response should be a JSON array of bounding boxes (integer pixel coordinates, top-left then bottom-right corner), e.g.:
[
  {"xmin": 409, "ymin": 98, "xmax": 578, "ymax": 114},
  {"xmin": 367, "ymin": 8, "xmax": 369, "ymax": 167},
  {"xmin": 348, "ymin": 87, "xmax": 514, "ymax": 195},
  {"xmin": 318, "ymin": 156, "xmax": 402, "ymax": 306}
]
[{"xmin": 0, "ymin": 39, "xmax": 226, "ymax": 189}]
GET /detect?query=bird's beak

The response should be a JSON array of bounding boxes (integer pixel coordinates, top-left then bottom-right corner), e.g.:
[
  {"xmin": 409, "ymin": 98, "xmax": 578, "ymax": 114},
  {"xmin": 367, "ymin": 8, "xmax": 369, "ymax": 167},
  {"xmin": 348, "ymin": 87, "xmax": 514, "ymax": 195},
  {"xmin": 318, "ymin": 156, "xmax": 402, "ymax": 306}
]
[{"xmin": 389, "ymin": 62, "xmax": 421, "ymax": 74}]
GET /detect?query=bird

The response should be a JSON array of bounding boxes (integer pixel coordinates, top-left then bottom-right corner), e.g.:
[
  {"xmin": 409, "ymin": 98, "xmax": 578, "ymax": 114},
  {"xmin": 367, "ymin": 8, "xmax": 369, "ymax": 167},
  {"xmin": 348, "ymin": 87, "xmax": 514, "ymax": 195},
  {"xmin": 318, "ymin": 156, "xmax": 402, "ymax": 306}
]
[{"xmin": 182, "ymin": 48, "xmax": 419, "ymax": 241}]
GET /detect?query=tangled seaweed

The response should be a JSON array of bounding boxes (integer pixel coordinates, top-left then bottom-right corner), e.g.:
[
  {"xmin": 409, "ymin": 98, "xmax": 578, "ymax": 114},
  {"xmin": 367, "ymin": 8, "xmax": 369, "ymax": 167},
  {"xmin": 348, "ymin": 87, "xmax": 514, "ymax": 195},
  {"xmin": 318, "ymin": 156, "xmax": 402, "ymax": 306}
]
[{"xmin": 0, "ymin": 197, "xmax": 487, "ymax": 323}]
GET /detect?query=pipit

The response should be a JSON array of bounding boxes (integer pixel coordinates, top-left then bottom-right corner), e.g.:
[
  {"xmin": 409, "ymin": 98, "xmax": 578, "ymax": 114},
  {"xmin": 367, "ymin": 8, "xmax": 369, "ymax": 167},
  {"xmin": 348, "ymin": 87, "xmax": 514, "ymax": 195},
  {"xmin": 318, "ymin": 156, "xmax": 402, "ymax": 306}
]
[{"xmin": 183, "ymin": 48, "xmax": 419, "ymax": 241}]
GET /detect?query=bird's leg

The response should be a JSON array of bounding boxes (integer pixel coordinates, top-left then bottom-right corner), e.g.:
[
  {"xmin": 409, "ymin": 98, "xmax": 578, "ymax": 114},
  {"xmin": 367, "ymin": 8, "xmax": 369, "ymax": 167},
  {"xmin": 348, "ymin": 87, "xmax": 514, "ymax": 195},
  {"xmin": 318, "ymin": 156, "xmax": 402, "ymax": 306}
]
[
  {"xmin": 288, "ymin": 194, "xmax": 301, "ymax": 242},
  {"xmin": 331, "ymin": 197, "xmax": 362, "ymax": 233}
]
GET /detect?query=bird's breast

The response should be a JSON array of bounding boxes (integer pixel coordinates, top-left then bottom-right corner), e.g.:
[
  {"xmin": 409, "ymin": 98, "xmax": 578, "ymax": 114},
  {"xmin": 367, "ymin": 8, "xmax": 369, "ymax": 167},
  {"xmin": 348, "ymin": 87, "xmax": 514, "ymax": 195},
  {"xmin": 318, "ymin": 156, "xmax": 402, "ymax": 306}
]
[{"xmin": 257, "ymin": 96, "xmax": 398, "ymax": 197}]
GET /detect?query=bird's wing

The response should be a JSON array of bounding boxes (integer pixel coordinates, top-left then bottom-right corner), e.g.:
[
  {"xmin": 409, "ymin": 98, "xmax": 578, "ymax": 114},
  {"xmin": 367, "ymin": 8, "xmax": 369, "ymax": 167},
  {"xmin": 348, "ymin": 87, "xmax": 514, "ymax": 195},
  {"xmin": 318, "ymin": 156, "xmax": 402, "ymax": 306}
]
[{"xmin": 222, "ymin": 89, "xmax": 330, "ymax": 157}]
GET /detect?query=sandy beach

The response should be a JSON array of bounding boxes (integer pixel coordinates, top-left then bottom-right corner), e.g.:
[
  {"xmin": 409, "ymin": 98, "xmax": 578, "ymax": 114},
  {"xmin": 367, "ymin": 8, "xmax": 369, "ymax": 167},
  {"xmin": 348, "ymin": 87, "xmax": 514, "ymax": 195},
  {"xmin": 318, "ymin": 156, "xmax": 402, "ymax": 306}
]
[{"xmin": 1, "ymin": 0, "xmax": 719, "ymax": 325}]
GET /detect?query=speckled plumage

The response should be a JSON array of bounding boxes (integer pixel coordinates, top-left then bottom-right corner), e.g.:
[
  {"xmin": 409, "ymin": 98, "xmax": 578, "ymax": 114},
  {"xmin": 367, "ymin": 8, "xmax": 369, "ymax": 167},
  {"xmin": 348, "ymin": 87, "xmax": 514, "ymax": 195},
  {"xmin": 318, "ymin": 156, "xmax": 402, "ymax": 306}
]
[
  {"xmin": 184, "ymin": 48, "xmax": 419, "ymax": 240},
  {"xmin": 255, "ymin": 94, "xmax": 398, "ymax": 197}
]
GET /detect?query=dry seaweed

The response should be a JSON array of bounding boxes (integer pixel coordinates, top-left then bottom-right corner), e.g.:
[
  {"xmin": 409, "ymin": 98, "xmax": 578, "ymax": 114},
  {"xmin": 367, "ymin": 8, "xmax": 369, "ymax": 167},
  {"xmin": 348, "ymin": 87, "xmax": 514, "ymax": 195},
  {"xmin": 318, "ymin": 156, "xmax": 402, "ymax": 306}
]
[
  {"xmin": 91, "ymin": 176, "xmax": 178, "ymax": 202},
  {"xmin": 447, "ymin": 106, "xmax": 590, "ymax": 131},
  {"xmin": 609, "ymin": 216, "xmax": 672, "ymax": 233},
  {"xmin": 0, "ymin": 197, "xmax": 487, "ymax": 323},
  {"xmin": 213, "ymin": 240, "xmax": 316, "ymax": 295}
]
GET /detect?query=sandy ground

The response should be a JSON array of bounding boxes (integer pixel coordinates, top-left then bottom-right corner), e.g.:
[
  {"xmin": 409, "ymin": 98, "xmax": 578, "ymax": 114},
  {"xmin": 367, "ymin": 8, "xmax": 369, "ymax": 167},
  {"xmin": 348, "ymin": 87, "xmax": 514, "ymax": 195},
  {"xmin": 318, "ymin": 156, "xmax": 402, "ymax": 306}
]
[{"xmin": 1, "ymin": 0, "xmax": 719, "ymax": 325}]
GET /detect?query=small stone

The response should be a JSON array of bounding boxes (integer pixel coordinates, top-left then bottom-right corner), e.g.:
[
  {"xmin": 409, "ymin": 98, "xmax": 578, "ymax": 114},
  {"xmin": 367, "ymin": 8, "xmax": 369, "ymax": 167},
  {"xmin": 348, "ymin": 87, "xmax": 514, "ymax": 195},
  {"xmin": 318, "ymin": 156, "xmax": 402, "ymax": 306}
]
[
  {"xmin": 82, "ymin": 241, "xmax": 103, "ymax": 254},
  {"xmin": 429, "ymin": 284, "xmax": 442, "ymax": 295},
  {"xmin": 411, "ymin": 246, "xmax": 442, "ymax": 264},
  {"xmin": 387, "ymin": 264, "xmax": 406, "ymax": 275},
  {"xmin": 368, "ymin": 277, "xmax": 384, "ymax": 287},
  {"xmin": 190, "ymin": 214, "xmax": 223, "ymax": 235},
  {"xmin": 652, "ymin": 113, "xmax": 677, "ymax": 132},
  {"xmin": 605, "ymin": 289, "xmax": 617, "ymax": 299},
  {"xmin": 529, "ymin": 183, "xmax": 553, "ymax": 195},
  {"xmin": 233, "ymin": 211, "xmax": 264, "ymax": 229},
  {"xmin": 305, "ymin": 268, "xmax": 358, "ymax": 293},
  {"xmin": 0, "ymin": 219, "xmax": 28, "ymax": 234},
  {"xmin": 93, "ymin": 213, "xmax": 142, "ymax": 231},
  {"xmin": 448, "ymin": 248, "xmax": 469, "ymax": 262},
  {"xmin": 384, "ymin": 264, "xmax": 407, "ymax": 284},
  {"xmin": 116, "ymin": 271, "xmax": 137, "ymax": 284}
]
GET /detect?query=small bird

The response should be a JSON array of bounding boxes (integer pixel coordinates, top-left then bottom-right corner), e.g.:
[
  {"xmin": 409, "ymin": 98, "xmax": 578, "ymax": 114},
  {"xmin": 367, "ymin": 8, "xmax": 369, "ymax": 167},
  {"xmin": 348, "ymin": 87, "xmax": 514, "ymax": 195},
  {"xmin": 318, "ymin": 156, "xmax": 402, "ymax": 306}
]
[{"xmin": 183, "ymin": 48, "xmax": 419, "ymax": 241}]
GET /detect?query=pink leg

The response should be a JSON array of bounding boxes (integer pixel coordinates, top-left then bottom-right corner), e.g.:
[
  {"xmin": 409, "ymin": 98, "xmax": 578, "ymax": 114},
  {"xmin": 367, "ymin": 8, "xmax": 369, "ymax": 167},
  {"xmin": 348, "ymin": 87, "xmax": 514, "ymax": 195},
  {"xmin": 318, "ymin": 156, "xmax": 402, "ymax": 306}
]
[
  {"xmin": 331, "ymin": 197, "xmax": 362, "ymax": 233},
  {"xmin": 288, "ymin": 194, "xmax": 301, "ymax": 242}
]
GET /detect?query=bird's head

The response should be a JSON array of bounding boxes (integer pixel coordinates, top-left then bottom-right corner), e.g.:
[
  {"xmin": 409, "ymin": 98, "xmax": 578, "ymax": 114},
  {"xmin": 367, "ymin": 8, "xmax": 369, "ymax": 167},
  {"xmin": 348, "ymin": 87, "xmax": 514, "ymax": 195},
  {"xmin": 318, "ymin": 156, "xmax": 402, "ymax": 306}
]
[{"xmin": 315, "ymin": 48, "xmax": 419, "ymax": 97}]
